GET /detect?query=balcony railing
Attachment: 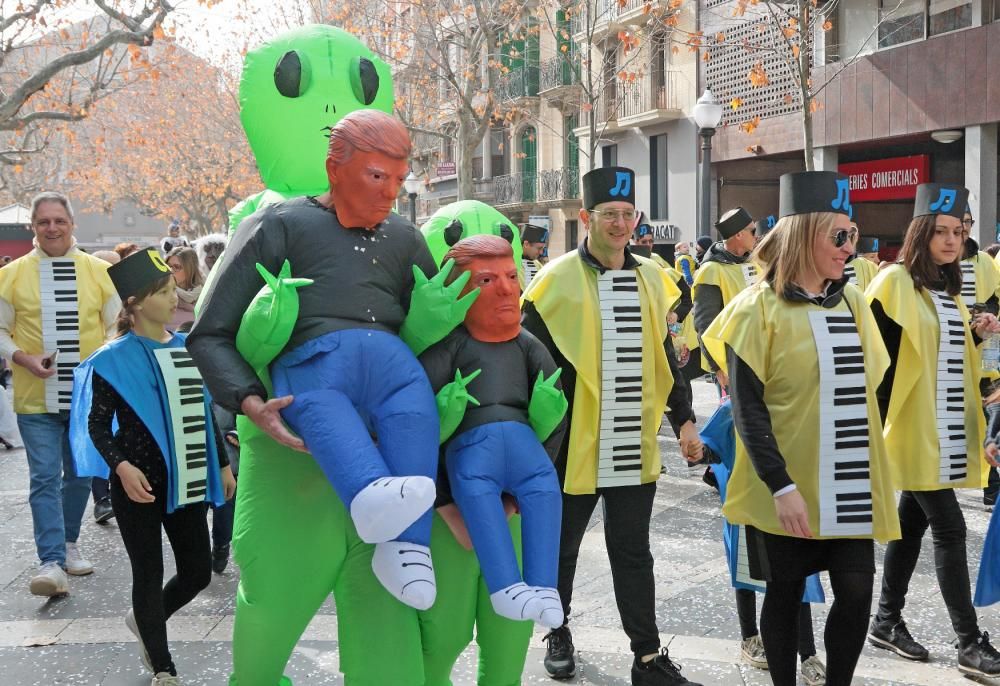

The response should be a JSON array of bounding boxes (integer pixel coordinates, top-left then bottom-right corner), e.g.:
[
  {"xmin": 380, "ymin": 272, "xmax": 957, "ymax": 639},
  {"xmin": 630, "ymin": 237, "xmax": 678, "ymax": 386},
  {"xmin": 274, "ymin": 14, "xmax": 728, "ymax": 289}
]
[
  {"xmin": 497, "ymin": 65, "xmax": 540, "ymax": 101},
  {"xmin": 494, "ymin": 168, "xmax": 580, "ymax": 206},
  {"xmin": 581, "ymin": 70, "xmax": 690, "ymax": 127},
  {"xmin": 539, "ymin": 55, "xmax": 580, "ymax": 92}
]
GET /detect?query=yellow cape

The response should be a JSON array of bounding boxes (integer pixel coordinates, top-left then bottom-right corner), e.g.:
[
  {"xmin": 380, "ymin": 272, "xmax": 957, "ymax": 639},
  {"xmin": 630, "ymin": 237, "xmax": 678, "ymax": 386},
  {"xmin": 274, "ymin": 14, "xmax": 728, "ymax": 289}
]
[
  {"xmin": 866, "ymin": 265, "xmax": 988, "ymax": 491},
  {"xmin": 675, "ymin": 254, "xmax": 697, "ymax": 278},
  {"xmin": 522, "ymin": 251, "xmax": 679, "ymax": 494},
  {"xmin": 849, "ymin": 256, "xmax": 878, "ymax": 292},
  {"xmin": 0, "ymin": 250, "xmax": 115, "ymax": 414},
  {"xmin": 703, "ymin": 282, "xmax": 900, "ymax": 542}
]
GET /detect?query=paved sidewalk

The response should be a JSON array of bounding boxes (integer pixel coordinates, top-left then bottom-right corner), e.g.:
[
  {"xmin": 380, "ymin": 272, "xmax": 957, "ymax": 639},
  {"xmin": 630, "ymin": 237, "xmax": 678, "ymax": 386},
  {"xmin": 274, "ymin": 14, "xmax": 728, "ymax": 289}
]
[{"xmin": 1, "ymin": 379, "xmax": 999, "ymax": 684}]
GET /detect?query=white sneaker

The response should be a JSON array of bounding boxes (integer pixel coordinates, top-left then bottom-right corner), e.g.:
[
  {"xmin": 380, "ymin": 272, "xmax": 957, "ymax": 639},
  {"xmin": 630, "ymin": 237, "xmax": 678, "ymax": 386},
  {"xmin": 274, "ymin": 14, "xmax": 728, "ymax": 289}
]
[
  {"xmin": 126, "ymin": 608, "xmax": 154, "ymax": 672},
  {"xmin": 151, "ymin": 673, "xmax": 182, "ymax": 686},
  {"xmin": 64, "ymin": 542, "xmax": 93, "ymax": 576},
  {"xmin": 29, "ymin": 561, "xmax": 69, "ymax": 597}
]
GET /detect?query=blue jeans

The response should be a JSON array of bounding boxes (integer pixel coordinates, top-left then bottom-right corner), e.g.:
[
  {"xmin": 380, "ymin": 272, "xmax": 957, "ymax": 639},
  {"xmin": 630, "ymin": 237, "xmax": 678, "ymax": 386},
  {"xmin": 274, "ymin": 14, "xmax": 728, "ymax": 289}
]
[
  {"xmin": 18, "ymin": 411, "xmax": 92, "ymax": 565},
  {"xmin": 272, "ymin": 329, "xmax": 438, "ymax": 546}
]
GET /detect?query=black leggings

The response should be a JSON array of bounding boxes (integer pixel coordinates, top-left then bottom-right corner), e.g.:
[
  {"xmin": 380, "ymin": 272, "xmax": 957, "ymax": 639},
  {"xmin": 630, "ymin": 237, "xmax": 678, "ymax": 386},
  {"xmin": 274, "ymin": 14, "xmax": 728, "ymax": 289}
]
[
  {"xmin": 111, "ymin": 475, "xmax": 212, "ymax": 675},
  {"xmin": 735, "ymin": 588, "xmax": 815, "ymax": 659},
  {"xmin": 760, "ymin": 571, "xmax": 872, "ymax": 686}
]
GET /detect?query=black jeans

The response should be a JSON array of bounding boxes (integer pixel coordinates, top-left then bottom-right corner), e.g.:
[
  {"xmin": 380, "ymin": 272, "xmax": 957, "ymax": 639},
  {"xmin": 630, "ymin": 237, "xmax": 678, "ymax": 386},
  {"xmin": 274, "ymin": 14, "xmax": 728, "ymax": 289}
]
[
  {"xmin": 91, "ymin": 476, "xmax": 109, "ymax": 502},
  {"xmin": 735, "ymin": 588, "xmax": 816, "ymax": 659},
  {"xmin": 111, "ymin": 475, "xmax": 212, "ymax": 675},
  {"xmin": 875, "ymin": 488, "xmax": 979, "ymax": 645},
  {"xmin": 211, "ymin": 484, "xmax": 236, "ymax": 550},
  {"xmin": 558, "ymin": 481, "xmax": 659, "ymax": 657}
]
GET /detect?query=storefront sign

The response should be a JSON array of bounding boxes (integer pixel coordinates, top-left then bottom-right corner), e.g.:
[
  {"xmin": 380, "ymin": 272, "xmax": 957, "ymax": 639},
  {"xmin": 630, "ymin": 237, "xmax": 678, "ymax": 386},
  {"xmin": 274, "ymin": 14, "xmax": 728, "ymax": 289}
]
[
  {"xmin": 651, "ymin": 222, "xmax": 679, "ymax": 242},
  {"xmin": 838, "ymin": 155, "xmax": 930, "ymax": 202},
  {"xmin": 435, "ymin": 161, "xmax": 456, "ymax": 177}
]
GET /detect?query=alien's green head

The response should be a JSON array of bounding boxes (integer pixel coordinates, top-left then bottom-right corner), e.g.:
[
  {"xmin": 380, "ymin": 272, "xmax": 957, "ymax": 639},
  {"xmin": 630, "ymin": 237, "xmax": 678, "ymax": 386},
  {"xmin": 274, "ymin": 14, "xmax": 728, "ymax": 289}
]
[
  {"xmin": 420, "ymin": 200, "xmax": 523, "ymax": 269},
  {"xmin": 239, "ymin": 24, "xmax": 394, "ymax": 195}
]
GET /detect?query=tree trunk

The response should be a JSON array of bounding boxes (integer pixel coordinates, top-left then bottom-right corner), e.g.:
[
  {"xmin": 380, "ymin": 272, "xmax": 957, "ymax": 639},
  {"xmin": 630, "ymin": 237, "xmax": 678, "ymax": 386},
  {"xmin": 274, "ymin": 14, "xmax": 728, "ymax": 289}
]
[
  {"xmin": 800, "ymin": 0, "xmax": 814, "ymax": 171},
  {"xmin": 457, "ymin": 115, "xmax": 476, "ymax": 200}
]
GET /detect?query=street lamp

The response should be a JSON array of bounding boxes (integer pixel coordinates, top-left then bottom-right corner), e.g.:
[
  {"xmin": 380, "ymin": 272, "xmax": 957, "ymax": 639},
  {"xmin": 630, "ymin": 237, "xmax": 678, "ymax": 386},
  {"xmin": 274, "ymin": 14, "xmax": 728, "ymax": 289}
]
[
  {"xmin": 403, "ymin": 172, "xmax": 422, "ymax": 226},
  {"xmin": 692, "ymin": 89, "xmax": 724, "ymax": 239}
]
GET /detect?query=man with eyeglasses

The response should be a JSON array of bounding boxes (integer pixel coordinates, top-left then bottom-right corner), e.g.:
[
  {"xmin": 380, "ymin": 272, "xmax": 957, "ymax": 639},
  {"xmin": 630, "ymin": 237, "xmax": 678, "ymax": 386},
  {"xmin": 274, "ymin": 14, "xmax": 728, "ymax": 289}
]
[
  {"xmin": 522, "ymin": 166, "xmax": 704, "ymax": 686},
  {"xmin": 0, "ymin": 191, "xmax": 119, "ymax": 597},
  {"xmin": 692, "ymin": 207, "xmax": 759, "ymax": 391}
]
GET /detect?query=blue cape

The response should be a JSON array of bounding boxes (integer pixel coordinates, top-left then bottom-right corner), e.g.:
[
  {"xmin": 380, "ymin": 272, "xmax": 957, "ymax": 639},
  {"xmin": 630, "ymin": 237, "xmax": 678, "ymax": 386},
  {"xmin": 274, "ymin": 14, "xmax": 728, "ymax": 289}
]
[
  {"xmin": 702, "ymin": 400, "xmax": 825, "ymax": 602},
  {"xmin": 70, "ymin": 332, "xmax": 224, "ymax": 513},
  {"xmin": 976, "ymin": 505, "xmax": 1000, "ymax": 606}
]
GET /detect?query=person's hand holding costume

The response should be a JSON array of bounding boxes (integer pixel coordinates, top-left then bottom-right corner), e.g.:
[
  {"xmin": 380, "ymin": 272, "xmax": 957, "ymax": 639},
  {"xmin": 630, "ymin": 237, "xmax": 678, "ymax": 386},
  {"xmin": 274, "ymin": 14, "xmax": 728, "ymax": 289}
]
[
  {"xmin": 528, "ymin": 368, "xmax": 567, "ymax": 441},
  {"xmin": 400, "ymin": 259, "xmax": 479, "ymax": 356},
  {"xmin": 240, "ymin": 394, "xmax": 306, "ymax": 452},
  {"xmin": 436, "ymin": 368, "xmax": 481, "ymax": 443},
  {"xmin": 13, "ymin": 351, "xmax": 56, "ymax": 380}
]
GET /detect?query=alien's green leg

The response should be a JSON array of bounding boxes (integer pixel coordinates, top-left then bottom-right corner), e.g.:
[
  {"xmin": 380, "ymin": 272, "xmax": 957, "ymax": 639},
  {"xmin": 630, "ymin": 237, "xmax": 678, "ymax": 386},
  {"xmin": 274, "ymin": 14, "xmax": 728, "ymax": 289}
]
[
  {"xmin": 474, "ymin": 515, "xmax": 533, "ymax": 686},
  {"xmin": 336, "ymin": 517, "xmax": 425, "ymax": 686},
  {"xmin": 229, "ymin": 420, "xmax": 347, "ymax": 686},
  {"xmin": 417, "ymin": 513, "xmax": 480, "ymax": 686}
]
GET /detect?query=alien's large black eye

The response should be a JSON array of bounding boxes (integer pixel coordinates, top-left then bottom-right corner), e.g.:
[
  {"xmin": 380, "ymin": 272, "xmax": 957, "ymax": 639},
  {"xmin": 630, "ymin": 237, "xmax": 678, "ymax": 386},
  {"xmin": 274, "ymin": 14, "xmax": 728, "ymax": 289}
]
[
  {"xmin": 351, "ymin": 56, "xmax": 380, "ymax": 105},
  {"xmin": 444, "ymin": 219, "xmax": 464, "ymax": 246},
  {"xmin": 499, "ymin": 224, "xmax": 515, "ymax": 243},
  {"xmin": 275, "ymin": 51, "xmax": 305, "ymax": 98}
]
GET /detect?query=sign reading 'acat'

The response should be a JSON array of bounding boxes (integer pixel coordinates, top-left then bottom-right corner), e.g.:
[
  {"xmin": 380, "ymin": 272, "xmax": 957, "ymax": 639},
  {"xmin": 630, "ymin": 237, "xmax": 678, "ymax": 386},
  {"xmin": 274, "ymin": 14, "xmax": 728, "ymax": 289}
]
[{"xmin": 838, "ymin": 155, "xmax": 931, "ymax": 203}]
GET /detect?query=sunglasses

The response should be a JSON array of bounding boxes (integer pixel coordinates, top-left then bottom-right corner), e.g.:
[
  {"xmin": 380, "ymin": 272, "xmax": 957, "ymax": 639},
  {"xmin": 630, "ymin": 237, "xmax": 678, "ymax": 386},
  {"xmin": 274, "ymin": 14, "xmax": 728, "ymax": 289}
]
[{"xmin": 831, "ymin": 228, "xmax": 859, "ymax": 248}]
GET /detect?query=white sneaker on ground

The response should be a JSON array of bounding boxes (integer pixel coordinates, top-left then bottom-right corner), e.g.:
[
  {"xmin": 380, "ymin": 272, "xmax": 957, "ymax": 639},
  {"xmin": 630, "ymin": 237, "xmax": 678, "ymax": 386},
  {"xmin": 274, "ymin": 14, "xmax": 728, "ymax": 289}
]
[
  {"xmin": 126, "ymin": 608, "xmax": 154, "ymax": 672},
  {"xmin": 29, "ymin": 562, "xmax": 69, "ymax": 597},
  {"xmin": 740, "ymin": 634, "xmax": 768, "ymax": 669},
  {"xmin": 801, "ymin": 655, "xmax": 826, "ymax": 686},
  {"xmin": 64, "ymin": 542, "xmax": 93, "ymax": 576},
  {"xmin": 151, "ymin": 673, "xmax": 182, "ymax": 686}
]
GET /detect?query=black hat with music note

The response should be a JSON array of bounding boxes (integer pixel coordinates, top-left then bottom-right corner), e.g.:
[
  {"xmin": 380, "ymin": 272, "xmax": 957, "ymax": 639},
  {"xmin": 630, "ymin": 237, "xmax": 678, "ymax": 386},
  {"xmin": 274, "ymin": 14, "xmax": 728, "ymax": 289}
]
[
  {"xmin": 716, "ymin": 207, "xmax": 753, "ymax": 239},
  {"xmin": 913, "ymin": 183, "xmax": 968, "ymax": 220},
  {"xmin": 583, "ymin": 166, "xmax": 635, "ymax": 209},
  {"xmin": 755, "ymin": 214, "xmax": 777, "ymax": 238},
  {"xmin": 856, "ymin": 236, "xmax": 879, "ymax": 253},
  {"xmin": 518, "ymin": 223, "xmax": 549, "ymax": 244},
  {"xmin": 779, "ymin": 171, "xmax": 853, "ymax": 219},
  {"xmin": 107, "ymin": 247, "xmax": 172, "ymax": 302}
]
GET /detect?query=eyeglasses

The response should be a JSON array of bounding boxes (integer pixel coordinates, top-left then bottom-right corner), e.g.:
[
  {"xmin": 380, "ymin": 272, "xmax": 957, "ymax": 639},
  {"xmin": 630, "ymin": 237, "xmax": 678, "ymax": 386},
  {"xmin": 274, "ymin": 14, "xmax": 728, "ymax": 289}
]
[
  {"xmin": 589, "ymin": 209, "xmax": 636, "ymax": 223},
  {"xmin": 33, "ymin": 218, "xmax": 70, "ymax": 229},
  {"xmin": 963, "ymin": 218, "xmax": 976, "ymax": 229},
  {"xmin": 831, "ymin": 228, "xmax": 859, "ymax": 248}
]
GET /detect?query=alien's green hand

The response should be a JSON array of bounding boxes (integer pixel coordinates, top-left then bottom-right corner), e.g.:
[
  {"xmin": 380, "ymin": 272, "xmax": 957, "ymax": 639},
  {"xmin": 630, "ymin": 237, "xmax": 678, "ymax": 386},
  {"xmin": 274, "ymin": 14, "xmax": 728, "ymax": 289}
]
[
  {"xmin": 436, "ymin": 368, "xmax": 481, "ymax": 444},
  {"xmin": 235, "ymin": 260, "xmax": 313, "ymax": 372},
  {"xmin": 528, "ymin": 368, "xmax": 568, "ymax": 442},
  {"xmin": 399, "ymin": 259, "xmax": 480, "ymax": 356}
]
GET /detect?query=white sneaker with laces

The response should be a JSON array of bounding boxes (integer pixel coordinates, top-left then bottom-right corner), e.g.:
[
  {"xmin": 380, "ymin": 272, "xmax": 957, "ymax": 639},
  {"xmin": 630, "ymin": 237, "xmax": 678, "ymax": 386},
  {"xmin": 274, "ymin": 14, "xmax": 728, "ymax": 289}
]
[
  {"xmin": 64, "ymin": 542, "xmax": 93, "ymax": 576},
  {"xmin": 126, "ymin": 608, "xmax": 154, "ymax": 672},
  {"xmin": 151, "ymin": 673, "xmax": 182, "ymax": 686},
  {"xmin": 29, "ymin": 561, "xmax": 69, "ymax": 597},
  {"xmin": 801, "ymin": 655, "xmax": 826, "ymax": 686}
]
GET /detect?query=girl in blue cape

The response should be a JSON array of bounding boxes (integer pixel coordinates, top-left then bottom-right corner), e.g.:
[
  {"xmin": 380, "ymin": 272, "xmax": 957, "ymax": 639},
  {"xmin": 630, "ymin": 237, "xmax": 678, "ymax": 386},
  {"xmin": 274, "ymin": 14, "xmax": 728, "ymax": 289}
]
[{"xmin": 70, "ymin": 248, "xmax": 236, "ymax": 686}]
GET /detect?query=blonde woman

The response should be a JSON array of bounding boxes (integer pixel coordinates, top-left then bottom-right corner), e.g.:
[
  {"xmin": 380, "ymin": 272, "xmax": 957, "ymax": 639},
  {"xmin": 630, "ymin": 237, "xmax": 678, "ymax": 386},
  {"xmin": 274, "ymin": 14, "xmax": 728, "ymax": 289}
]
[
  {"xmin": 165, "ymin": 247, "xmax": 203, "ymax": 330},
  {"xmin": 703, "ymin": 171, "xmax": 900, "ymax": 686}
]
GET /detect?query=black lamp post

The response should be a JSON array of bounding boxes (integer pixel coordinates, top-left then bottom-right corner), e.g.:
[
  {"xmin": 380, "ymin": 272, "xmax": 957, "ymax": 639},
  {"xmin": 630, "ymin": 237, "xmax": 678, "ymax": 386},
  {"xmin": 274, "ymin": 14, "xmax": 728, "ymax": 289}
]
[
  {"xmin": 692, "ymin": 89, "xmax": 723, "ymax": 239},
  {"xmin": 403, "ymin": 171, "xmax": 421, "ymax": 225}
]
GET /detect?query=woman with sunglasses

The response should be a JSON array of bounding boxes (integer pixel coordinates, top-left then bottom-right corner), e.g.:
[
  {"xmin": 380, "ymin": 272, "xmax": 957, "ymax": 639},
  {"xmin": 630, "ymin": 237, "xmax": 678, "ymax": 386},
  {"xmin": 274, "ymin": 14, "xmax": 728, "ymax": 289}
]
[
  {"xmin": 865, "ymin": 183, "xmax": 1000, "ymax": 678},
  {"xmin": 703, "ymin": 171, "xmax": 901, "ymax": 686}
]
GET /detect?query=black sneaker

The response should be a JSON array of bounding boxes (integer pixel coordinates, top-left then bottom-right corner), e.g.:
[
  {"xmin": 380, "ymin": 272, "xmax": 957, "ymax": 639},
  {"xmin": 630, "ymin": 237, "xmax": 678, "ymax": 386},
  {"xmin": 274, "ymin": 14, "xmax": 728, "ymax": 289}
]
[
  {"xmin": 959, "ymin": 631, "xmax": 1000, "ymax": 677},
  {"xmin": 867, "ymin": 618, "xmax": 929, "ymax": 661},
  {"xmin": 631, "ymin": 648, "xmax": 703, "ymax": 686},
  {"xmin": 212, "ymin": 544, "xmax": 230, "ymax": 575},
  {"xmin": 93, "ymin": 497, "xmax": 115, "ymax": 524},
  {"xmin": 986, "ymin": 493, "xmax": 997, "ymax": 512},
  {"xmin": 542, "ymin": 625, "xmax": 575, "ymax": 679}
]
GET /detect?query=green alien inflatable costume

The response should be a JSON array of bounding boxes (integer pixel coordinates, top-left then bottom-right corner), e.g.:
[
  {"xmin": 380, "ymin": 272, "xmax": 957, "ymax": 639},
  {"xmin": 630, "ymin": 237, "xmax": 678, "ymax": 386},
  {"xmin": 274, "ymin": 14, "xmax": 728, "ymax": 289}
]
[
  {"xmin": 218, "ymin": 26, "xmax": 537, "ymax": 686},
  {"xmin": 219, "ymin": 25, "xmax": 423, "ymax": 686}
]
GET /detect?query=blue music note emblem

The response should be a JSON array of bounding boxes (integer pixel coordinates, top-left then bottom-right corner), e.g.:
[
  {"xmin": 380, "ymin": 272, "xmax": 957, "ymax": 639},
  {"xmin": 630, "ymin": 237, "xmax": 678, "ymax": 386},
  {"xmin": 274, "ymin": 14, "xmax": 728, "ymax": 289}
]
[
  {"xmin": 609, "ymin": 171, "xmax": 631, "ymax": 198},
  {"xmin": 766, "ymin": 215, "xmax": 776, "ymax": 229},
  {"xmin": 929, "ymin": 188, "xmax": 957, "ymax": 213},
  {"xmin": 831, "ymin": 178, "xmax": 853, "ymax": 219}
]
